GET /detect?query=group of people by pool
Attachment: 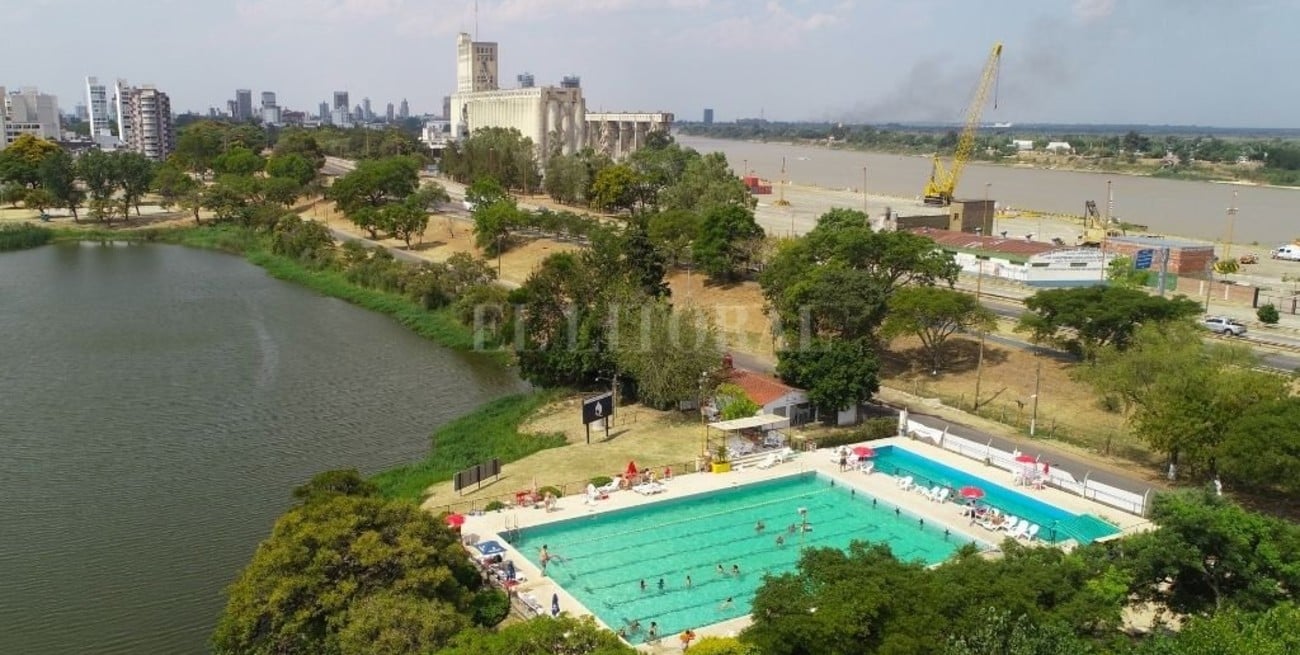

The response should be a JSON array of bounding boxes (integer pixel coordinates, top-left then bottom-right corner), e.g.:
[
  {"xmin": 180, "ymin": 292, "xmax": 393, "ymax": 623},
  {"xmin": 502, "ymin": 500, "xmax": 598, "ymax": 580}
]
[{"xmin": 755, "ymin": 517, "xmax": 813, "ymax": 548}]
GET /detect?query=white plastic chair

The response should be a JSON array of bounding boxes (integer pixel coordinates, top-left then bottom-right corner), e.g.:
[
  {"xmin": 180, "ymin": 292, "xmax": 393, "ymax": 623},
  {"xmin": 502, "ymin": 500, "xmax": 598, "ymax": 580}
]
[
  {"xmin": 896, "ymin": 476, "xmax": 915, "ymax": 491},
  {"xmin": 1023, "ymin": 524, "xmax": 1041, "ymax": 541},
  {"xmin": 756, "ymin": 453, "xmax": 778, "ymax": 469}
]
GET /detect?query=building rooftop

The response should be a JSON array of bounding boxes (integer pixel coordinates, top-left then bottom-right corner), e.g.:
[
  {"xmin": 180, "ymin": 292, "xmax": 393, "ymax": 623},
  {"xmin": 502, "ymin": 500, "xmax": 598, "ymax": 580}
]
[
  {"xmin": 1106, "ymin": 235, "xmax": 1215, "ymax": 250},
  {"xmin": 909, "ymin": 227, "xmax": 1057, "ymax": 260},
  {"xmin": 728, "ymin": 367, "xmax": 798, "ymax": 406}
]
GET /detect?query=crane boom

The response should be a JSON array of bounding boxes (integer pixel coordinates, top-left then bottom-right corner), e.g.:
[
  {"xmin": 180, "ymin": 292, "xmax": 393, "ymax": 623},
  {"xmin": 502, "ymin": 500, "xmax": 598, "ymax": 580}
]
[{"xmin": 923, "ymin": 43, "xmax": 1003, "ymax": 206}]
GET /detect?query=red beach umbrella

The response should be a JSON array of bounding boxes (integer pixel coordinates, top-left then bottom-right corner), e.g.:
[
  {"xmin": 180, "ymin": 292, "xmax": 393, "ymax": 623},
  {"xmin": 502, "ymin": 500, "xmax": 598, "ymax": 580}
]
[
  {"xmin": 852, "ymin": 446, "xmax": 876, "ymax": 458},
  {"xmin": 1014, "ymin": 454, "xmax": 1036, "ymax": 464},
  {"xmin": 959, "ymin": 486, "xmax": 985, "ymax": 500},
  {"xmin": 625, "ymin": 461, "xmax": 639, "ymax": 478},
  {"xmin": 445, "ymin": 513, "xmax": 466, "ymax": 528}
]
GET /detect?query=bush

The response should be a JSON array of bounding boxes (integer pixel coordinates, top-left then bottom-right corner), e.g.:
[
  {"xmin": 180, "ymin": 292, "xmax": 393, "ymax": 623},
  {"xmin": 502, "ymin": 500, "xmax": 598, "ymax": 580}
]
[
  {"xmin": 816, "ymin": 417, "xmax": 899, "ymax": 449},
  {"xmin": 590, "ymin": 475, "xmax": 613, "ymax": 488},
  {"xmin": 469, "ymin": 589, "xmax": 510, "ymax": 627},
  {"xmin": 1258, "ymin": 303, "xmax": 1280, "ymax": 325},
  {"xmin": 483, "ymin": 500, "xmax": 506, "ymax": 512},
  {"xmin": 537, "ymin": 485, "xmax": 563, "ymax": 498},
  {"xmin": 0, "ymin": 223, "xmax": 53, "ymax": 251}
]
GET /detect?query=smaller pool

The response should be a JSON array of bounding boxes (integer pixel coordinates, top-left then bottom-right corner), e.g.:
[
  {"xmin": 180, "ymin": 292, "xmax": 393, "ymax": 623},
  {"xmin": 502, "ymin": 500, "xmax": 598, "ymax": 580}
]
[{"xmin": 870, "ymin": 445, "xmax": 1120, "ymax": 543}]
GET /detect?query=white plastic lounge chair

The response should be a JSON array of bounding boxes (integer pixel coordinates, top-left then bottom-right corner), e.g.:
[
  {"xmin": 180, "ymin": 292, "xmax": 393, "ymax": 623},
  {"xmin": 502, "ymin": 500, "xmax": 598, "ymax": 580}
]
[
  {"xmin": 1023, "ymin": 524, "xmax": 1041, "ymax": 541},
  {"xmin": 921, "ymin": 485, "xmax": 940, "ymax": 501},
  {"xmin": 598, "ymin": 477, "xmax": 621, "ymax": 494},
  {"xmin": 860, "ymin": 461, "xmax": 874, "ymax": 474},
  {"xmin": 999, "ymin": 517, "xmax": 1022, "ymax": 533},
  {"xmin": 1007, "ymin": 522, "xmax": 1032, "ymax": 540},
  {"xmin": 633, "ymin": 482, "xmax": 667, "ymax": 495},
  {"xmin": 520, "ymin": 592, "xmax": 546, "ymax": 615},
  {"xmin": 896, "ymin": 475, "xmax": 915, "ymax": 491},
  {"xmin": 756, "ymin": 453, "xmax": 778, "ymax": 469},
  {"xmin": 933, "ymin": 488, "xmax": 951, "ymax": 503},
  {"xmin": 777, "ymin": 446, "xmax": 795, "ymax": 462}
]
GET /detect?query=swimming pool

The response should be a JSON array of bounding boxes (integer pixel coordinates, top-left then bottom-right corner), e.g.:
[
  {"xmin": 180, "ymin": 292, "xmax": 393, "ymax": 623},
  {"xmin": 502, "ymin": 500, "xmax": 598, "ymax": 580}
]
[
  {"xmin": 869, "ymin": 445, "xmax": 1120, "ymax": 543},
  {"xmin": 510, "ymin": 473, "xmax": 978, "ymax": 644}
]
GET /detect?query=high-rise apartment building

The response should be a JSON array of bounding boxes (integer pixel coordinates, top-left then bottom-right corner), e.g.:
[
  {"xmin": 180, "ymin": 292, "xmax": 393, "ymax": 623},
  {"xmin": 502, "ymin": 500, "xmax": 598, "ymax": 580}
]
[
  {"xmin": 442, "ymin": 95, "xmax": 451, "ymax": 120},
  {"xmin": 385, "ymin": 102, "xmax": 394, "ymax": 122},
  {"xmin": 333, "ymin": 91, "xmax": 349, "ymax": 112},
  {"xmin": 260, "ymin": 91, "xmax": 280, "ymax": 125},
  {"xmin": 456, "ymin": 33, "xmax": 498, "ymax": 93},
  {"xmin": 362, "ymin": 97, "xmax": 372, "ymax": 121},
  {"xmin": 398, "ymin": 98, "xmax": 409, "ymax": 119},
  {"xmin": 115, "ymin": 81, "xmax": 174, "ymax": 161},
  {"xmin": 318, "ymin": 101, "xmax": 330, "ymax": 122},
  {"xmin": 85, "ymin": 76, "xmax": 113, "ymax": 136},
  {"xmin": 235, "ymin": 89, "xmax": 253, "ymax": 121},
  {"xmin": 703, "ymin": 108, "xmax": 714, "ymax": 125},
  {"xmin": 261, "ymin": 91, "xmax": 276, "ymax": 109},
  {"xmin": 4, "ymin": 87, "xmax": 60, "ymax": 140}
]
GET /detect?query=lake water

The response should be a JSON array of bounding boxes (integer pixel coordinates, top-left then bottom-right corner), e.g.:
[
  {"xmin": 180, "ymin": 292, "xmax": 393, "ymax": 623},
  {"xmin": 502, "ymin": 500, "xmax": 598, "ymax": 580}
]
[
  {"xmin": 677, "ymin": 135, "xmax": 1300, "ymax": 246},
  {"xmin": 0, "ymin": 242, "xmax": 526, "ymax": 654}
]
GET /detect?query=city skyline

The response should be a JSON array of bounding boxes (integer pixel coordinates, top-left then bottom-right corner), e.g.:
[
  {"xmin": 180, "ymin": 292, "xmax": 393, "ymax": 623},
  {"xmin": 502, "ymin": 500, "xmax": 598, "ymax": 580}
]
[{"xmin": 7, "ymin": 0, "xmax": 1298, "ymax": 128}]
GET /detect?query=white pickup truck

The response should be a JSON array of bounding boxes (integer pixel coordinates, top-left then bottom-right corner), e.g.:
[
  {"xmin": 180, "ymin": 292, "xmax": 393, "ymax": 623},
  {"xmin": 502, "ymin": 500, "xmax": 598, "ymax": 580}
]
[{"xmin": 1272, "ymin": 244, "xmax": 1300, "ymax": 261}]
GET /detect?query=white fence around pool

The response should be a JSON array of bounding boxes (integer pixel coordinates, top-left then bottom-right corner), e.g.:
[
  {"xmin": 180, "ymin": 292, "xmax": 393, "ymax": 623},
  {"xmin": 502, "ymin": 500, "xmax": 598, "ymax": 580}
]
[{"xmin": 899, "ymin": 415, "xmax": 1150, "ymax": 517}]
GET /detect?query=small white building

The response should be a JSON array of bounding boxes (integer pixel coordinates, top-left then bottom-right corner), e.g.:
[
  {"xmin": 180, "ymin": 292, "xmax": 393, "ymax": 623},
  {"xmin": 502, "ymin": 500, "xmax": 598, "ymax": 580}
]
[
  {"xmin": 1011, "ymin": 139, "xmax": 1034, "ymax": 151},
  {"xmin": 1045, "ymin": 141, "xmax": 1074, "ymax": 154},
  {"xmin": 723, "ymin": 358, "xmax": 859, "ymax": 426}
]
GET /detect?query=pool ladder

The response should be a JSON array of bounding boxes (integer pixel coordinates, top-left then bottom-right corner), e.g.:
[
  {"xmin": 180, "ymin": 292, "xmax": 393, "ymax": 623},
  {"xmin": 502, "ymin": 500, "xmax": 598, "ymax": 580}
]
[{"xmin": 503, "ymin": 514, "xmax": 521, "ymax": 543}]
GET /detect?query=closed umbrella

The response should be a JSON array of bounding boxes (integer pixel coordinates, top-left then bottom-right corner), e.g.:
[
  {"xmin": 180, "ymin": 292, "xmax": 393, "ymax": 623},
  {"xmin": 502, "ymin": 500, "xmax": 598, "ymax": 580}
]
[
  {"xmin": 625, "ymin": 461, "xmax": 639, "ymax": 478},
  {"xmin": 550, "ymin": 592, "xmax": 560, "ymax": 617}
]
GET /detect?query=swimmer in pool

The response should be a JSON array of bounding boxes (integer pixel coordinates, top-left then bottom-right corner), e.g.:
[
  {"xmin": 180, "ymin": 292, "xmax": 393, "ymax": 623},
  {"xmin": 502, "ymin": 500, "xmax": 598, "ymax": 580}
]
[
  {"xmin": 640, "ymin": 579, "xmax": 647, "ymax": 592},
  {"xmin": 657, "ymin": 578, "xmax": 665, "ymax": 591},
  {"xmin": 685, "ymin": 574, "xmax": 693, "ymax": 588},
  {"xmin": 755, "ymin": 520, "xmax": 765, "ymax": 534},
  {"xmin": 716, "ymin": 563, "xmax": 725, "ymax": 576},
  {"xmin": 775, "ymin": 535, "xmax": 785, "ymax": 547},
  {"xmin": 719, "ymin": 596, "xmax": 734, "ymax": 611},
  {"xmin": 731, "ymin": 564, "xmax": 740, "ymax": 576}
]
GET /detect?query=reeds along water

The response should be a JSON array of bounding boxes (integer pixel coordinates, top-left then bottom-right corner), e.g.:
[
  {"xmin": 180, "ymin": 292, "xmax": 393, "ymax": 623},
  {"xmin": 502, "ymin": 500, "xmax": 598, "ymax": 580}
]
[{"xmin": 0, "ymin": 224, "xmax": 53, "ymax": 251}]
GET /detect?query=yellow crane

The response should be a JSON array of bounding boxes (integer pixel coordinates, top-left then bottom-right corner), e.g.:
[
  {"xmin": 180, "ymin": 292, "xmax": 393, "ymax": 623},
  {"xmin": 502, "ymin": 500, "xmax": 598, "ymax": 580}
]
[{"xmin": 923, "ymin": 43, "xmax": 1003, "ymax": 206}]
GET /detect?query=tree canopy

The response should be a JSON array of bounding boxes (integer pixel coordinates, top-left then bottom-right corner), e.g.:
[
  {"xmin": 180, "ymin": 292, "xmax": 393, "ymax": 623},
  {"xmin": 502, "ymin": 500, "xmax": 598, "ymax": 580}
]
[
  {"xmin": 212, "ymin": 470, "xmax": 491, "ymax": 655},
  {"xmin": 881, "ymin": 286, "xmax": 996, "ymax": 373},
  {"xmin": 1017, "ymin": 286, "xmax": 1201, "ymax": 357},
  {"xmin": 692, "ymin": 204, "xmax": 764, "ymax": 281}
]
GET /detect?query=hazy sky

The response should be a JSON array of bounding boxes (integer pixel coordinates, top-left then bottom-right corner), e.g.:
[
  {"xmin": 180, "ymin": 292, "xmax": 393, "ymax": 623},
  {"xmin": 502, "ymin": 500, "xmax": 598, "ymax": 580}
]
[{"xmin": 9, "ymin": 0, "xmax": 1296, "ymax": 127}]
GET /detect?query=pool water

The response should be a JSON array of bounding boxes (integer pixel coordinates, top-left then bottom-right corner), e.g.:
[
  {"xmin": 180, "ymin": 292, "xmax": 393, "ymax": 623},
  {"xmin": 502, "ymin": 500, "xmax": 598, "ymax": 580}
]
[
  {"xmin": 511, "ymin": 473, "xmax": 974, "ymax": 644},
  {"xmin": 870, "ymin": 445, "xmax": 1120, "ymax": 544}
]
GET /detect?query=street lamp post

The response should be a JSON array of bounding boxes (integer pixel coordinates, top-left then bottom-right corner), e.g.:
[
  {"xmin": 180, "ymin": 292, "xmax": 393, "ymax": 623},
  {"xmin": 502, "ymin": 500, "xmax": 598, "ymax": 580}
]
[
  {"xmin": 984, "ymin": 182, "xmax": 992, "ymax": 236},
  {"xmin": 1029, "ymin": 360, "xmax": 1042, "ymax": 436}
]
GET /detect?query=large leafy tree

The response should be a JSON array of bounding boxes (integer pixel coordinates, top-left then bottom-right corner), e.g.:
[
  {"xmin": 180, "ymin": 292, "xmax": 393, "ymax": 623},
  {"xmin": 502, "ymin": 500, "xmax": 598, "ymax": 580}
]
[
  {"xmin": 1017, "ymin": 285, "xmax": 1201, "ymax": 357},
  {"xmin": 589, "ymin": 163, "xmax": 641, "ymax": 213},
  {"xmin": 114, "ymin": 151, "xmax": 155, "ymax": 217},
  {"xmin": 646, "ymin": 209, "xmax": 701, "ymax": 267},
  {"xmin": 38, "ymin": 149, "xmax": 85, "ymax": 222},
  {"xmin": 761, "ymin": 210, "xmax": 959, "ymax": 344},
  {"xmin": 212, "ymin": 146, "xmax": 265, "ymax": 177},
  {"xmin": 381, "ymin": 200, "xmax": 428, "ymax": 247},
  {"xmin": 437, "ymin": 615, "xmax": 636, "ymax": 655},
  {"xmin": 1080, "ymin": 322, "xmax": 1286, "ymax": 479},
  {"xmin": 442, "ymin": 127, "xmax": 539, "ymax": 191},
  {"xmin": 1129, "ymin": 604, "xmax": 1300, "ymax": 655},
  {"xmin": 510, "ymin": 252, "xmax": 616, "ymax": 388},
  {"xmin": 612, "ymin": 302, "xmax": 721, "ymax": 410},
  {"xmin": 271, "ymin": 129, "xmax": 326, "ymax": 170},
  {"xmin": 660, "ymin": 151, "xmax": 754, "ymax": 214},
  {"xmin": 265, "ymin": 153, "xmax": 318, "ymax": 186},
  {"xmin": 212, "ymin": 470, "xmax": 488, "ymax": 655},
  {"xmin": 471, "ymin": 198, "xmax": 523, "ymax": 256},
  {"xmin": 1120, "ymin": 491, "xmax": 1300, "ymax": 615},
  {"xmin": 0, "ymin": 134, "xmax": 61, "ymax": 187},
  {"xmin": 692, "ymin": 204, "xmax": 764, "ymax": 281},
  {"xmin": 76, "ymin": 148, "xmax": 119, "ymax": 224},
  {"xmin": 882, "ymin": 286, "xmax": 996, "ymax": 373},
  {"xmin": 1218, "ymin": 397, "xmax": 1300, "ymax": 494},
  {"xmin": 328, "ymin": 156, "xmax": 421, "ymax": 236},
  {"xmin": 776, "ymin": 338, "xmax": 880, "ymax": 423}
]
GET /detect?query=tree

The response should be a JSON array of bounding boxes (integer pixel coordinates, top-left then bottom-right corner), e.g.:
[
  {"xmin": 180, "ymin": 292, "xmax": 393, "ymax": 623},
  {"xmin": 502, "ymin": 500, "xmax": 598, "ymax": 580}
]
[
  {"xmin": 1218, "ymin": 397, "xmax": 1300, "ymax": 494},
  {"xmin": 882, "ymin": 286, "xmax": 996, "ymax": 373},
  {"xmin": 715, "ymin": 383, "xmax": 760, "ymax": 420},
  {"xmin": 1256, "ymin": 303, "xmax": 1280, "ymax": 324},
  {"xmin": 471, "ymin": 199, "xmax": 522, "ymax": 256},
  {"xmin": 406, "ymin": 182, "xmax": 450, "ymax": 212},
  {"xmin": 693, "ymin": 204, "xmax": 764, "ymax": 281},
  {"xmin": 464, "ymin": 175, "xmax": 508, "ymax": 210},
  {"xmin": 381, "ymin": 200, "xmax": 428, "ymax": 247},
  {"xmin": 761, "ymin": 212, "xmax": 960, "ymax": 344},
  {"xmin": 660, "ymin": 152, "xmax": 754, "ymax": 214},
  {"xmin": 607, "ymin": 217, "xmax": 669, "ymax": 298},
  {"xmin": 265, "ymin": 153, "xmax": 317, "ymax": 186},
  {"xmin": 271, "ymin": 129, "xmax": 326, "ymax": 170},
  {"xmin": 1106, "ymin": 256, "xmax": 1152, "ymax": 289},
  {"xmin": 776, "ymin": 338, "xmax": 880, "ymax": 423},
  {"xmin": 38, "ymin": 149, "xmax": 84, "ymax": 222},
  {"xmin": 23, "ymin": 188, "xmax": 55, "ymax": 214},
  {"xmin": 259, "ymin": 176, "xmax": 303, "ymax": 208},
  {"xmin": 1120, "ymin": 491, "xmax": 1300, "ymax": 615},
  {"xmin": 212, "ymin": 146, "xmax": 265, "ymax": 177},
  {"xmin": 646, "ymin": 209, "xmax": 701, "ymax": 267},
  {"xmin": 152, "ymin": 163, "xmax": 199, "ymax": 210},
  {"xmin": 441, "ymin": 127, "xmax": 539, "ymax": 191},
  {"xmin": 1017, "ymin": 286, "xmax": 1201, "ymax": 357},
  {"xmin": 1080, "ymin": 322, "xmax": 1286, "ymax": 478},
  {"xmin": 436, "ymin": 616, "xmax": 636, "ymax": 655},
  {"xmin": 1122, "ymin": 130, "xmax": 1151, "ymax": 154},
  {"xmin": 1129, "ymin": 604, "xmax": 1300, "ymax": 655},
  {"xmin": 943, "ymin": 609, "xmax": 1095, "ymax": 655},
  {"xmin": 589, "ymin": 163, "xmax": 641, "ymax": 213},
  {"xmin": 77, "ymin": 149, "xmax": 119, "ymax": 224},
  {"xmin": 612, "ymin": 302, "xmax": 722, "ymax": 410},
  {"xmin": 510, "ymin": 252, "xmax": 615, "ymax": 388},
  {"xmin": 689, "ymin": 637, "xmax": 758, "ymax": 655},
  {"xmin": 1, "ymin": 184, "xmax": 28, "ymax": 208},
  {"xmin": 202, "ymin": 174, "xmax": 259, "ymax": 224},
  {"xmin": 327, "ymin": 156, "xmax": 420, "ymax": 218},
  {"xmin": 543, "ymin": 152, "xmax": 592, "ymax": 204},
  {"xmin": 114, "ymin": 152, "xmax": 155, "ymax": 217},
  {"xmin": 0, "ymin": 134, "xmax": 61, "ymax": 187},
  {"xmin": 212, "ymin": 470, "xmax": 487, "ymax": 655}
]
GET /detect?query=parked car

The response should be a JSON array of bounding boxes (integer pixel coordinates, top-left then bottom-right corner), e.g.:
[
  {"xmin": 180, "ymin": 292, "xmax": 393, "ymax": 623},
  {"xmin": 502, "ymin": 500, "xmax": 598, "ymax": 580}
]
[
  {"xmin": 1272, "ymin": 244, "xmax": 1300, "ymax": 261},
  {"xmin": 1202, "ymin": 316, "xmax": 1248, "ymax": 336}
]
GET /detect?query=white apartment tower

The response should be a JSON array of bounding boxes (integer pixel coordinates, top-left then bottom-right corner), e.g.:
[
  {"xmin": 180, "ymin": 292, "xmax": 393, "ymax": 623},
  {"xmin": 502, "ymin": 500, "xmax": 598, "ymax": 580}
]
[
  {"xmin": 4, "ymin": 87, "xmax": 60, "ymax": 140},
  {"xmin": 85, "ymin": 77, "xmax": 112, "ymax": 136},
  {"xmin": 115, "ymin": 80, "xmax": 174, "ymax": 161}
]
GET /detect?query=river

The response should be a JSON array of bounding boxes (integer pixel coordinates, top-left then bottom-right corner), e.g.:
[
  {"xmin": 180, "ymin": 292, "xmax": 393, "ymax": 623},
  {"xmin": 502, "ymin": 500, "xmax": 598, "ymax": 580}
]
[
  {"xmin": 676, "ymin": 135, "xmax": 1300, "ymax": 246},
  {"xmin": 0, "ymin": 242, "xmax": 526, "ymax": 654}
]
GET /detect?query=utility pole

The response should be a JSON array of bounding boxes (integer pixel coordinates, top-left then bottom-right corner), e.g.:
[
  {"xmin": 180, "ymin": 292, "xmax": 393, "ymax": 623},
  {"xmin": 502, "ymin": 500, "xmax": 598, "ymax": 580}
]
[
  {"xmin": 1101, "ymin": 180, "xmax": 1112, "ymax": 282},
  {"xmin": 862, "ymin": 166, "xmax": 868, "ymax": 215},
  {"xmin": 1224, "ymin": 190, "xmax": 1239, "ymax": 262},
  {"xmin": 984, "ymin": 182, "xmax": 992, "ymax": 236},
  {"xmin": 1030, "ymin": 360, "xmax": 1042, "ymax": 436}
]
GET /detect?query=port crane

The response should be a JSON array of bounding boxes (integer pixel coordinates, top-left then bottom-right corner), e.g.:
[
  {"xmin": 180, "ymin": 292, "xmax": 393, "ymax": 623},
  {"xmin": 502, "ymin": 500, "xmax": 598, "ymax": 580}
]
[{"xmin": 923, "ymin": 43, "xmax": 1003, "ymax": 206}]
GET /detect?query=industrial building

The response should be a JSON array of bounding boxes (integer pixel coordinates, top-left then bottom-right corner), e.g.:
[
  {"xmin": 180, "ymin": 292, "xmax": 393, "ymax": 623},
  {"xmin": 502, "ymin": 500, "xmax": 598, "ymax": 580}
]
[
  {"xmin": 1103, "ymin": 235, "xmax": 1216, "ymax": 276},
  {"xmin": 910, "ymin": 227, "xmax": 1111, "ymax": 287},
  {"xmin": 448, "ymin": 33, "xmax": 672, "ymax": 160}
]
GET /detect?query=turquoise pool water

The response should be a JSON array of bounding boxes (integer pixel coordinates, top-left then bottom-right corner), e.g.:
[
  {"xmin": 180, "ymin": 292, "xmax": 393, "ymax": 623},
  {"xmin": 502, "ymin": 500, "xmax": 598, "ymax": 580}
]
[
  {"xmin": 870, "ymin": 445, "xmax": 1120, "ymax": 544},
  {"xmin": 510, "ymin": 473, "xmax": 975, "ymax": 644}
]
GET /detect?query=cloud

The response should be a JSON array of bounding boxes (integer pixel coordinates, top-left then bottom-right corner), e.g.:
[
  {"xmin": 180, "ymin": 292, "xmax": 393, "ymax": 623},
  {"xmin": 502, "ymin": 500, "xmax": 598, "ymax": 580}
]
[
  {"xmin": 1072, "ymin": 0, "xmax": 1116, "ymax": 22},
  {"xmin": 677, "ymin": 0, "xmax": 848, "ymax": 51}
]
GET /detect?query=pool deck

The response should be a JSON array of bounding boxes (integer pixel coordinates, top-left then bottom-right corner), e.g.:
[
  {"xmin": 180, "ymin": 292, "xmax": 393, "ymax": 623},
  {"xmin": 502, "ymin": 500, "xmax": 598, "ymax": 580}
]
[{"xmin": 459, "ymin": 436, "xmax": 1152, "ymax": 653}]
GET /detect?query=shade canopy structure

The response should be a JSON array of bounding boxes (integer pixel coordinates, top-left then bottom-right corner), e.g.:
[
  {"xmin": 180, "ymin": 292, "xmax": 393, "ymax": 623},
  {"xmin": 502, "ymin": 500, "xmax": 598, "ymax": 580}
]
[
  {"xmin": 959, "ymin": 486, "xmax": 985, "ymax": 500},
  {"xmin": 708, "ymin": 414, "xmax": 790, "ymax": 432},
  {"xmin": 852, "ymin": 446, "xmax": 876, "ymax": 458},
  {"xmin": 445, "ymin": 512, "xmax": 466, "ymax": 528}
]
